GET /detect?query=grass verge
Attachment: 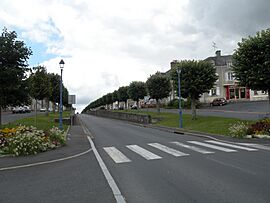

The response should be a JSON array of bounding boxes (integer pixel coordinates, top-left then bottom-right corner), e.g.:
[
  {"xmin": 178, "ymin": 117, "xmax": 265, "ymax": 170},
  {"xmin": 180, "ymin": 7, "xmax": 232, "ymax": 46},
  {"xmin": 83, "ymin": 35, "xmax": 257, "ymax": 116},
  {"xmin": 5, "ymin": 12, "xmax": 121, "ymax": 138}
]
[
  {"xmin": 117, "ymin": 110, "xmax": 253, "ymax": 136},
  {"xmin": 1, "ymin": 112, "xmax": 70, "ymax": 131}
]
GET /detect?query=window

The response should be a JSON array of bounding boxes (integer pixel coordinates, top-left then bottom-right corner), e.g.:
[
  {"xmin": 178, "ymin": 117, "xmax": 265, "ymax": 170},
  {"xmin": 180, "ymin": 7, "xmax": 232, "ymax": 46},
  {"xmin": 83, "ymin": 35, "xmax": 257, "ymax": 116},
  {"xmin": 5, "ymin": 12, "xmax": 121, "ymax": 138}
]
[
  {"xmin": 209, "ymin": 87, "xmax": 219, "ymax": 96},
  {"xmin": 226, "ymin": 72, "xmax": 234, "ymax": 81},
  {"xmin": 215, "ymin": 73, "xmax": 219, "ymax": 82},
  {"xmin": 227, "ymin": 61, "xmax": 232, "ymax": 67}
]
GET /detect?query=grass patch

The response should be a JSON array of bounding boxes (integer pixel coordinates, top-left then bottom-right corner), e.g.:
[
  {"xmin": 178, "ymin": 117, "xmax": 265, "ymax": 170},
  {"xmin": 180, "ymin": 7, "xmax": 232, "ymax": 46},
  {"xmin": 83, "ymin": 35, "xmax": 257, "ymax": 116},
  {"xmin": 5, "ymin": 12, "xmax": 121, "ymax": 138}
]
[
  {"xmin": 1, "ymin": 112, "xmax": 70, "ymax": 131},
  {"xmin": 117, "ymin": 109, "xmax": 253, "ymax": 136}
]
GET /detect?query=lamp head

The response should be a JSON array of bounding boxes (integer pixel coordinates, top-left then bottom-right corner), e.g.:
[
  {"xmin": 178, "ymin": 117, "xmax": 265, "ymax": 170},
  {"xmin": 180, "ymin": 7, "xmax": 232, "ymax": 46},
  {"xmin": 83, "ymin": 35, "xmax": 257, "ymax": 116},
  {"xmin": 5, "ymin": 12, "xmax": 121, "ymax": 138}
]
[{"xmin": 59, "ymin": 59, "xmax": 65, "ymax": 69}]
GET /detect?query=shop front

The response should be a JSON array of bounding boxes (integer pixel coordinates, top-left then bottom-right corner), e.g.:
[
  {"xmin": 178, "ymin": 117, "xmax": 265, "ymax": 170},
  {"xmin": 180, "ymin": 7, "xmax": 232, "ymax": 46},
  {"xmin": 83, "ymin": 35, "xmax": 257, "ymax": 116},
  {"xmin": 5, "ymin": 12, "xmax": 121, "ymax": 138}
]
[{"xmin": 225, "ymin": 85, "xmax": 250, "ymax": 100}]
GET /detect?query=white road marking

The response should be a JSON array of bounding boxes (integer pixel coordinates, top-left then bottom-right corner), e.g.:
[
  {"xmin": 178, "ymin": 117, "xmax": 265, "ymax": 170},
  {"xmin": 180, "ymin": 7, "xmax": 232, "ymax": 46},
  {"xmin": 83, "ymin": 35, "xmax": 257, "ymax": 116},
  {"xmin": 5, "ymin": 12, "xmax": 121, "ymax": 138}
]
[
  {"xmin": 0, "ymin": 149, "xmax": 92, "ymax": 171},
  {"xmin": 104, "ymin": 147, "xmax": 131, "ymax": 163},
  {"xmin": 126, "ymin": 145, "xmax": 162, "ymax": 160},
  {"xmin": 171, "ymin": 141, "xmax": 214, "ymax": 154},
  {"xmin": 206, "ymin": 140, "xmax": 258, "ymax": 151},
  {"xmin": 239, "ymin": 143, "xmax": 270, "ymax": 151},
  {"xmin": 187, "ymin": 141, "xmax": 237, "ymax": 152},
  {"xmin": 87, "ymin": 137, "xmax": 126, "ymax": 203},
  {"xmin": 148, "ymin": 143, "xmax": 189, "ymax": 157}
]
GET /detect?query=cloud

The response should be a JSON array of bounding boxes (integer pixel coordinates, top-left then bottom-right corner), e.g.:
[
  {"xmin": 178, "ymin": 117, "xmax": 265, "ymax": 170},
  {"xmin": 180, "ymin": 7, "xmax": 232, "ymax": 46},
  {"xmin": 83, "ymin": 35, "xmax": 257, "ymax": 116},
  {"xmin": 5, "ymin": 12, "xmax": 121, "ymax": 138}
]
[{"xmin": 0, "ymin": 0, "xmax": 269, "ymax": 112}]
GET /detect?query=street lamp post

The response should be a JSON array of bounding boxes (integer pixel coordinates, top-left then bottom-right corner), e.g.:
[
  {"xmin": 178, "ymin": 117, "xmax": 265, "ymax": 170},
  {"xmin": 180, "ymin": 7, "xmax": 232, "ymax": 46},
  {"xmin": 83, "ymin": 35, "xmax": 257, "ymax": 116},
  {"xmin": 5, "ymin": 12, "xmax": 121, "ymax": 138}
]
[
  {"xmin": 177, "ymin": 67, "xmax": 183, "ymax": 128},
  {"xmin": 59, "ymin": 59, "xmax": 65, "ymax": 130}
]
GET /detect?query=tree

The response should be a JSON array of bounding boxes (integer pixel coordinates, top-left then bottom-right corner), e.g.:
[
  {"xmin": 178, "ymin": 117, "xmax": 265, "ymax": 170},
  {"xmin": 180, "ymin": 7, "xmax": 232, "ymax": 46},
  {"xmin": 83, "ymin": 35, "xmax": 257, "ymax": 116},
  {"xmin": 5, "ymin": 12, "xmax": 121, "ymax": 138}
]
[
  {"xmin": 171, "ymin": 60, "xmax": 217, "ymax": 120},
  {"xmin": 232, "ymin": 28, "xmax": 270, "ymax": 109},
  {"xmin": 0, "ymin": 28, "xmax": 32, "ymax": 125},
  {"xmin": 118, "ymin": 86, "xmax": 129, "ymax": 108},
  {"xmin": 48, "ymin": 73, "xmax": 60, "ymax": 112},
  {"xmin": 28, "ymin": 66, "xmax": 50, "ymax": 123},
  {"xmin": 146, "ymin": 72, "xmax": 171, "ymax": 113},
  {"xmin": 127, "ymin": 81, "xmax": 147, "ymax": 107}
]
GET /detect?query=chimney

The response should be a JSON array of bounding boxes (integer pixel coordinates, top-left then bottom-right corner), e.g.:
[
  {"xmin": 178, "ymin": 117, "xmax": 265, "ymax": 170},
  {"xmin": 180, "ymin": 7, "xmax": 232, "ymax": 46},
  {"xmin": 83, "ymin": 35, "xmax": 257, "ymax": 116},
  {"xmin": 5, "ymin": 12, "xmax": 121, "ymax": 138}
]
[{"xmin": 215, "ymin": 50, "xmax": 221, "ymax": 57}]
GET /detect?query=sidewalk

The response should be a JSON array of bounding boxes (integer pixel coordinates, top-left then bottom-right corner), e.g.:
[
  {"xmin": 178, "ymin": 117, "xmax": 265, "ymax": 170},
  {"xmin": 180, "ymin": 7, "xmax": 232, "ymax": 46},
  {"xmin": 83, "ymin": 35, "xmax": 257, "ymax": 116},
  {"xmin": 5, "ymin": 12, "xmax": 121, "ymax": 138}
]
[{"xmin": 0, "ymin": 125, "xmax": 91, "ymax": 169}]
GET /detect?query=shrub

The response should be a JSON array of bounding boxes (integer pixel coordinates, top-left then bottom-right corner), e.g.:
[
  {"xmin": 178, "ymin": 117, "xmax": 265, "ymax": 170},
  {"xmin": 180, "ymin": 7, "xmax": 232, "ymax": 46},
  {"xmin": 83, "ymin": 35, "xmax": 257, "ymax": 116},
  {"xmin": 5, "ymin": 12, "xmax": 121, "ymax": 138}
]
[
  {"xmin": 49, "ymin": 127, "xmax": 66, "ymax": 146},
  {"xmin": 6, "ymin": 132, "xmax": 52, "ymax": 156},
  {"xmin": 247, "ymin": 119, "xmax": 270, "ymax": 136},
  {"xmin": 0, "ymin": 125, "xmax": 66, "ymax": 156},
  {"xmin": 228, "ymin": 122, "xmax": 249, "ymax": 138}
]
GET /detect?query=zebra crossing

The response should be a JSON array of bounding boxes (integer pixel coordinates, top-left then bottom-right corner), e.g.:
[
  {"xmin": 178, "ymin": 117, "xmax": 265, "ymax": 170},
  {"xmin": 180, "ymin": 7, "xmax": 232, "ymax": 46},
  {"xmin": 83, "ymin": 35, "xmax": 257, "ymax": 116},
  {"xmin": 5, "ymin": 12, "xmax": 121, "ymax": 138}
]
[{"xmin": 103, "ymin": 140, "xmax": 262, "ymax": 164}]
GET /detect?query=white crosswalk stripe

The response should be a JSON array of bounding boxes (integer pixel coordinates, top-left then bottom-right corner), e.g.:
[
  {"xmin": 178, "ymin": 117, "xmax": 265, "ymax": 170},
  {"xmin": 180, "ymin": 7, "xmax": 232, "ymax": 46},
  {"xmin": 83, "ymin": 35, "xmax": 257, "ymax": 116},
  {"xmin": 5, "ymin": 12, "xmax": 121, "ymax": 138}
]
[
  {"xmin": 206, "ymin": 140, "xmax": 258, "ymax": 151},
  {"xmin": 171, "ymin": 141, "xmax": 214, "ymax": 154},
  {"xmin": 126, "ymin": 145, "xmax": 162, "ymax": 160},
  {"xmin": 187, "ymin": 141, "xmax": 237, "ymax": 152},
  {"xmin": 148, "ymin": 143, "xmax": 189, "ymax": 157},
  {"xmin": 104, "ymin": 147, "xmax": 131, "ymax": 163},
  {"xmin": 239, "ymin": 143, "xmax": 270, "ymax": 151}
]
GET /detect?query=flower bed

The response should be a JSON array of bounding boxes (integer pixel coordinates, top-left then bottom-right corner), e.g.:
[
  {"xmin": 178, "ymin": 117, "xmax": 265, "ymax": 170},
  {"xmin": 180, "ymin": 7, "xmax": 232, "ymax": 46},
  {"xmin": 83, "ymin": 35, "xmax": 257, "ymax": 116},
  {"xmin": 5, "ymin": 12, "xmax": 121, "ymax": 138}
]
[
  {"xmin": 0, "ymin": 125, "xmax": 66, "ymax": 156},
  {"xmin": 228, "ymin": 119, "xmax": 270, "ymax": 139}
]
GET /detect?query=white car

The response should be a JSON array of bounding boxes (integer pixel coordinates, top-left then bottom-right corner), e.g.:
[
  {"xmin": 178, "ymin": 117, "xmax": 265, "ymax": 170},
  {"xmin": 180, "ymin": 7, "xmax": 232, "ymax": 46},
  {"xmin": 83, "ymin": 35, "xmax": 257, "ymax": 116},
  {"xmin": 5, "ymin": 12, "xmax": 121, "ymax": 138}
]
[{"xmin": 40, "ymin": 108, "xmax": 46, "ymax": 112}]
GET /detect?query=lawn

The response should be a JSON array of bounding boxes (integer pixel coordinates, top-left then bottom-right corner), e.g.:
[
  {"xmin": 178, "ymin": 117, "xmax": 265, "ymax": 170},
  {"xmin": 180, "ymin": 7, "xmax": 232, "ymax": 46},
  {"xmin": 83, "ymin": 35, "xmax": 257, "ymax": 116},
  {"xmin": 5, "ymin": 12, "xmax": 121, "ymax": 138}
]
[
  {"xmin": 1, "ymin": 112, "xmax": 70, "ymax": 131},
  {"xmin": 118, "ymin": 109, "xmax": 253, "ymax": 136}
]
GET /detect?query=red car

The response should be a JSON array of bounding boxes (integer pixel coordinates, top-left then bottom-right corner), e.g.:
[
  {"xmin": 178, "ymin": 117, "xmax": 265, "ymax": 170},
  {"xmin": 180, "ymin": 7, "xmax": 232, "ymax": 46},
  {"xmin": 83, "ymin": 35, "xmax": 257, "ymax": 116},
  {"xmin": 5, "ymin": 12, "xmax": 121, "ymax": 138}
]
[{"xmin": 210, "ymin": 98, "xmax": 227, "ymax": 106}]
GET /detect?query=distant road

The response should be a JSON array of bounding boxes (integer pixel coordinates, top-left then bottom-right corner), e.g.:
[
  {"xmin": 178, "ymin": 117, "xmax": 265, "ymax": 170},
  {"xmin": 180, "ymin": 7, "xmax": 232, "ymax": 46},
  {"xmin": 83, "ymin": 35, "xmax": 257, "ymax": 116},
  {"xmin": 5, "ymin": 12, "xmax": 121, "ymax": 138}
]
[
  {"xmin": 148, "ymin": 100, "xmax": 270, "ymax": 120},
  {"xmin": 1, "ymin": 111, "xmax": 43, "ymax": 125}
]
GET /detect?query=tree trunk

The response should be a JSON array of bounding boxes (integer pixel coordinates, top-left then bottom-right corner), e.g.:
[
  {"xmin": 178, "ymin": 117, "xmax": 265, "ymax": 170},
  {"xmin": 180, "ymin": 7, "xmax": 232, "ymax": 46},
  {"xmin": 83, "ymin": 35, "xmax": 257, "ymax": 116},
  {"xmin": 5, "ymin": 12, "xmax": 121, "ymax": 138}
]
[
  {"xmin": 157, "ymin": 99, "xmax": 160, "ymax": 114},
  {"xmin": 268, "ymin": 89, "xmax": 270, "ymax": 113},
  {"xmin": 191, "ymin": 97, "xmax": 197, "ymax": 120},
  {"xmin": 0, "ymin": 107, "xmax": 2, "ymax": 127},
  {"xmin": 45, "ymin": 97, "xmax": 49, "ymax": 116},
  {"xmin": 52, "ymin": 102, "xmax": 56, "ymax": 113},
  {"xmin": 35, "ymin": 99, "xmax": 37, "ymax": 127}
]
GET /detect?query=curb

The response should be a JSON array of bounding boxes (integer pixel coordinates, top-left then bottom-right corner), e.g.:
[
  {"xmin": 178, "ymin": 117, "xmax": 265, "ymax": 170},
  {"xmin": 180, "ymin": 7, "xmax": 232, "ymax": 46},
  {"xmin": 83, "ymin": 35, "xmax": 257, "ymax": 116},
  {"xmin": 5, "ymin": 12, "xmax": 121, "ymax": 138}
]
[{"xmin": 77, "ymin": 115, "xmax": 95, "ymax": 140}]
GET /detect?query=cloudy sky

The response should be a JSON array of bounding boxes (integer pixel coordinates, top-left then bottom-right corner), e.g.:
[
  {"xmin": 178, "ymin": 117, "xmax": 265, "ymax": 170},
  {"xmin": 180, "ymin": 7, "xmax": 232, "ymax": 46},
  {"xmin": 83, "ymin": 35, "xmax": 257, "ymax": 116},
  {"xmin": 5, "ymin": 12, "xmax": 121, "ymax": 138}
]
[{"xmin": 0, "ymin": 0, "xmax": 269, "ymax": 112}]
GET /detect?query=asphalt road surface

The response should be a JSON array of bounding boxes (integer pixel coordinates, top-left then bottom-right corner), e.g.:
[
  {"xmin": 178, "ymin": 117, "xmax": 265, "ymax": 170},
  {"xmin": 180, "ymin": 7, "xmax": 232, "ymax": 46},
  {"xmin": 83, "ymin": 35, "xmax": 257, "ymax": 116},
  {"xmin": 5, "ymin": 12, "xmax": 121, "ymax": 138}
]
[
  {"xmin": 146, "ymin": 100, "xmax": 270, "ymax": 120},
  {"xmin": 1, "ymin": 111, "xmax": 43, "ymax": 125},
  {"xmin": 80, "ymin": 114, "xmax": 270, "ymax": 203}
]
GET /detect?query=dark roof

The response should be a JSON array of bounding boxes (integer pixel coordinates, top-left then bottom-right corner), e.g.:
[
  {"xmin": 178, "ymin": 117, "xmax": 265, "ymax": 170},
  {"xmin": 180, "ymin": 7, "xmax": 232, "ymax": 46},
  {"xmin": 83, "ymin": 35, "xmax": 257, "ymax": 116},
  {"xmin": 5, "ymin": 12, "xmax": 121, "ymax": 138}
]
[{"xmin": 204, "ymin": 51, "xmax": 232, "ymax": 66}]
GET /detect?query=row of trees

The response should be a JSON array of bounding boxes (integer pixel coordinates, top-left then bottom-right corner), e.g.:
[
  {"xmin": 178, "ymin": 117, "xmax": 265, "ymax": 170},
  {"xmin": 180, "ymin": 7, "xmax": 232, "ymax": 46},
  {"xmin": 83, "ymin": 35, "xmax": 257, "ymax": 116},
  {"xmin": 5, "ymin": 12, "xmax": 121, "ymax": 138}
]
[
  {"xmin": 83, "ymin": 60, "xmax": 217, "ymax": 120},
  {"xmin": 0, "ymin": 28, "xmax": 69, "ymax": 125},
  {"xmin": 82, "ymin": 73, "xmax": 172, "ymax": 113}
]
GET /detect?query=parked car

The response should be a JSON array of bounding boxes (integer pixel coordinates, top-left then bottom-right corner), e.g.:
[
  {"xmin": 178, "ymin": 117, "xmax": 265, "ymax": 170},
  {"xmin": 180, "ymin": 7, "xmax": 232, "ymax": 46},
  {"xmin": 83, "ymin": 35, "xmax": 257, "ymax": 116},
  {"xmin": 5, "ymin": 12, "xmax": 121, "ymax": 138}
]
[
  {"xmin": 12, "ymin": 106, "xmax": 25, "ymax": 113},
  {"xmin": 23, "ymin": 106, "xmax": 31, "ymax": 113},
  {"xmin": 131, "ymin": 105, "xmax": 138, "ymax": 109},
  {"xmin": 210, "ymin": 98, "xmax": 227, "ymax": 106},
  {"xmin": 40, "ymin": 108, "xmax": 46, "ymax": 112}
]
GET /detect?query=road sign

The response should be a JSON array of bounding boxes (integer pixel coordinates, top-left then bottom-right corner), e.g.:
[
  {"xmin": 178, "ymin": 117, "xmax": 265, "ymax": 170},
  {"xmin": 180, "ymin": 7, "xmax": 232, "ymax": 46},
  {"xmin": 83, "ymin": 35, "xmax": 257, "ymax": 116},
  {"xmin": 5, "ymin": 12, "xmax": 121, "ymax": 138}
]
[{"xmin": 68, "ymin": 95, "xmax": 76, "ymax": 104}]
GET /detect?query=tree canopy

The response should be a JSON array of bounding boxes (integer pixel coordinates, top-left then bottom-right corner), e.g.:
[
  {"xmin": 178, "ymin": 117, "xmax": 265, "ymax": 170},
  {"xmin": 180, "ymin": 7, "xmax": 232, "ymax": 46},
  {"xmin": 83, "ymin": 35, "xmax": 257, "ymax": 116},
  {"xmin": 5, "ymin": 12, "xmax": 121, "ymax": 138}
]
[
  {"xmin": 0, "ymin": 28, "xmax": 32, "ymax": 125},
  {"xmin": 117, "ymin": 86, "xmax": 129, "ymax": 102},
  {"xmin": 232, "ymin": 28, "xmax": 270, "ymax": 107},
  {"xmin": 146, "ymin": 72, "xmax": 171, "ymax": 112},
  {"xmin": 128, "ymin": 81, "xmax": 147, "ymax": 103},
  {"xmin": 171, "ymin": 60, "xmax": 217, "ymax": 119}
]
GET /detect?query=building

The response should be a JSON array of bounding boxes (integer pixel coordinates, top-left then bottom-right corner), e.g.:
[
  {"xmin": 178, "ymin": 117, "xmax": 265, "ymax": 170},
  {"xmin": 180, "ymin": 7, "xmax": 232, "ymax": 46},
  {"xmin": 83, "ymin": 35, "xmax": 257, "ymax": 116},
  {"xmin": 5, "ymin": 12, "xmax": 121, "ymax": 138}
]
[
  {"xmin": 170, "ymin": 50, "xmax": 268, "ymax": 103},
  {"xmin": 203, "ymin": 50, "xmax": 268, "ymax": 102}
]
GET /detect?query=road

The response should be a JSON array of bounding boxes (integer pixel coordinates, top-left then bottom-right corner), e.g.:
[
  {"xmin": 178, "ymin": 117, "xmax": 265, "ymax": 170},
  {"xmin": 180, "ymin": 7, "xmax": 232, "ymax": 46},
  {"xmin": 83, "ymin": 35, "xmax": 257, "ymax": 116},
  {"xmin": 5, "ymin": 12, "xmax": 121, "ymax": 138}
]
[
  {"xmin": 80, "ymin": 114, "xmax": 270, "ymax": 203},
  {"xmin": 1, "ymin": 111, "xmax": 42, "ymax": 125},
  {"xmin": 145, "ymin": 100, "xmax": 270, "ymax": 120}
]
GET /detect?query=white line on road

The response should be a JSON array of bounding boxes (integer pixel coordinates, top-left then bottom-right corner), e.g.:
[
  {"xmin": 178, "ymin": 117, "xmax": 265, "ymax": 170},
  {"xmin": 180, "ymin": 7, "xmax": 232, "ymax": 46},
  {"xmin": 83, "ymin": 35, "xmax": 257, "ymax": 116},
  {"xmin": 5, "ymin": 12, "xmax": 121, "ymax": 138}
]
[
  {"xmin": 239, "ymin": 143, "xmax": 270, "ymax": 151},
  {"xmin": 0, "ymin": 148, "xmax": 92, "ymax": 171},
  {"xmin": 87, "ymin": 136, "xmax": 127, "ymax": 203},
  {"xmin": 187, "ymin": 141, "xmax": 237, "ymax": 152},
  {"xmin": 126, "ymin": 145, "xmax": 162, "ymax": 160},
  {"xmin": 171, "ymin": 141, "xmax": 214, "ymax": 154},
  {"xmin": 148, "ymin": 143, "xmax": 189, "ymax": 157},
  {"xmin": 206, "ymin": 140, "xmax": 258, "ymax": 151},
  {"xmin": 104, "ymin": 147, "xmax": 131, "ymax": 163}
]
